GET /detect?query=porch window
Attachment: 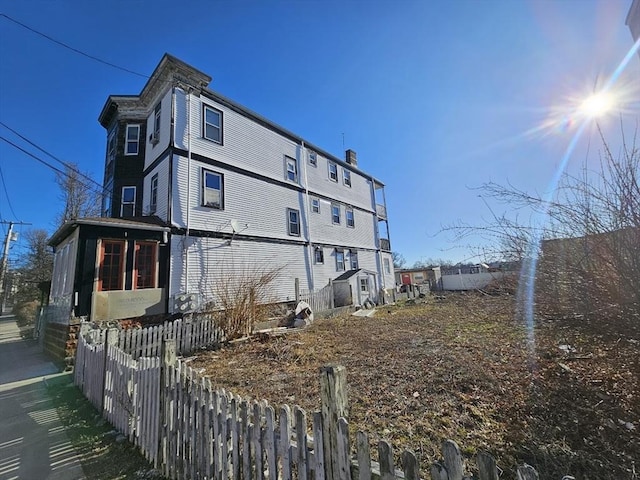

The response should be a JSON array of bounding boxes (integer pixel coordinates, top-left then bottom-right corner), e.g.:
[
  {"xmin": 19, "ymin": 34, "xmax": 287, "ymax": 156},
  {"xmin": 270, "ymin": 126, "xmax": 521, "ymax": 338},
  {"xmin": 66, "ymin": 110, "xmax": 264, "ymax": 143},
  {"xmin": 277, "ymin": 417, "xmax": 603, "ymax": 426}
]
[
  {"xmin": 98, "ymin": 240, "xmax": 125, "ymax": 291},
  {"xmin": 360, "ymin": 277, "xmax": 369, "ymax": 293},
  {"xmin": 134, "ymin": 241, "xmax": 157, "ymax": 289}
]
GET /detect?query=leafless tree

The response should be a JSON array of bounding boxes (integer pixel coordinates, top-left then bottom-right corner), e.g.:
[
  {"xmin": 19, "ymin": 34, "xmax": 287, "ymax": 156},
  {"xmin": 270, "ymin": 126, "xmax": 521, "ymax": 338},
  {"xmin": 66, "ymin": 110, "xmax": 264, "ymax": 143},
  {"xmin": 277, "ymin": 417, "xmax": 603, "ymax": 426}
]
[{"xmin": 55, "ymin": 163, "xmax": 102, "ymax": 227}]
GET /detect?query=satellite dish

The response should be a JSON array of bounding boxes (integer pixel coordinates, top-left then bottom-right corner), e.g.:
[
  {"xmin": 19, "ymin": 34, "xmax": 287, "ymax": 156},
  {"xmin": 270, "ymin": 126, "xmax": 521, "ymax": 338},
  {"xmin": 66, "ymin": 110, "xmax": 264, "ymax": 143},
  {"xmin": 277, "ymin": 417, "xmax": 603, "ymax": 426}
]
[{"xmin": 230, "ymin": 219, "xmax": 241, "ymax": 233}]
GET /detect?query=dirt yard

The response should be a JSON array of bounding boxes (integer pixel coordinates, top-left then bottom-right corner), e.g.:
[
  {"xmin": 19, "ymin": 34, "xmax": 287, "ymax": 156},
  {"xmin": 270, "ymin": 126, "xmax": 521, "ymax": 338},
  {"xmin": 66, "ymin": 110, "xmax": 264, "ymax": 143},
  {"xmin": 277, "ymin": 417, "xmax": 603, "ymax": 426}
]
[{"xmin": 190, "ymin": 293, "xmax": 639, "ymax": 480}]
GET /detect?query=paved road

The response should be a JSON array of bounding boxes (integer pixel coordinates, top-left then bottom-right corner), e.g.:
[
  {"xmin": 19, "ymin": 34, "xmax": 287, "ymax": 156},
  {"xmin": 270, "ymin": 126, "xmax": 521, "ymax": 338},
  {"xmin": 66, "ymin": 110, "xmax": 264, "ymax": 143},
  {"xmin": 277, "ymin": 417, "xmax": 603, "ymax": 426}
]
[{"xmin": 0, "ymin": 314, "xmax": 85, "ymax": 479}]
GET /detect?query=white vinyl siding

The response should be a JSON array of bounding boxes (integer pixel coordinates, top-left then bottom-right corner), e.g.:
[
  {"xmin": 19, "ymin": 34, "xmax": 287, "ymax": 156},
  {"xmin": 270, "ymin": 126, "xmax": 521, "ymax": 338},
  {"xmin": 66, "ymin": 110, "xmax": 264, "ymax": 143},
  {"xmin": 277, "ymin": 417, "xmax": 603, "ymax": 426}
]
[
  {"xmin": 145, "ymin": 90, "xmax": 172, "ymax": 168},
  {"xmin": 144, "ymin": 163, "xmax": 170, "ymax": 221}
]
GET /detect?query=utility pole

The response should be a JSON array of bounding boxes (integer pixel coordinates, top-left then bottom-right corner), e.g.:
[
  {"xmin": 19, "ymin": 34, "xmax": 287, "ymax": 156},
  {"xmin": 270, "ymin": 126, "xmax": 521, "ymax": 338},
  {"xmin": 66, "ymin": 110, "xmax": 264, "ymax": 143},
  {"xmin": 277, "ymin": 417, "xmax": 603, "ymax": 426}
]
[{"xmin": 0, "ymin": 221, "xmax": 31, "ymax": 315}]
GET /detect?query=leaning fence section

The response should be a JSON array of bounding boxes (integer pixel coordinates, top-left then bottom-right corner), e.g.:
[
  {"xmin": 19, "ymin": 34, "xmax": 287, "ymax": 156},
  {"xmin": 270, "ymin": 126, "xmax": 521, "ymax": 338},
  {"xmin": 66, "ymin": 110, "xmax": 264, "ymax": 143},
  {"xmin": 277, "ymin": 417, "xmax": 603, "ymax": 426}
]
[
  {"xmin": 299, "ymin": 282, "xmax": 334, "ymax": 314},
  {"xmin": 73, "ymin": 328, "xmax": 570, "ymax": 480}
]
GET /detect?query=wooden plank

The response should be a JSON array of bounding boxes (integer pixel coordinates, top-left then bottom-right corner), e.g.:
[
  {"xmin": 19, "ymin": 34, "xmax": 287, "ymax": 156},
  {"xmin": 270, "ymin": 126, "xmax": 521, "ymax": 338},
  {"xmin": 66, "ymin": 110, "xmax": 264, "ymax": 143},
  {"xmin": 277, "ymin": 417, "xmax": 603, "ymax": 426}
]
[
  {"xmin": 294, "ymin": 407, "xmax": 308, "ymax": 480},
  {"xmin": 476, "ymin": 451, "xmax": 498, "ymax": 480},
  {"xmin": 401, "ymin": 450, "xmax": 419, "ymax": 480},
  {"xmin": 378, "ymin": 440, "xmax": 394, "ymax": 480},
  {"xmin": 312, "ymin": 411, "xmax": 325, "ymax": 480},
  {"xmin": 356, "ymin": 431, "xmax": 371, "ymax": 480},
  {"xmin": 442, "ymin": 440, "xmax": 464, "ymax": 480},
  {"xmin": 320, "ymin": 365, "xmax": 348, "ymax": 480},
  {"xmin": 336, "ymin": 418, "xmax": 351, "ymax": 480},
  {"xmin": 264, "ymin": 405, "xmax": 277, "ymax": 480},
  {"xmin": 253, "ymin": 402, "xmax": 264, "ymax": 480},
  {"xmin": 279, "ymin": 405, "xmax": 292, "ymax": 480},
  {"xmin": 221, "ymin": 394, "xmax": 229, "ymax": 480},
  {"xmin": 230, "ymin": 396, "xmax": 241, "ymax": 480}
]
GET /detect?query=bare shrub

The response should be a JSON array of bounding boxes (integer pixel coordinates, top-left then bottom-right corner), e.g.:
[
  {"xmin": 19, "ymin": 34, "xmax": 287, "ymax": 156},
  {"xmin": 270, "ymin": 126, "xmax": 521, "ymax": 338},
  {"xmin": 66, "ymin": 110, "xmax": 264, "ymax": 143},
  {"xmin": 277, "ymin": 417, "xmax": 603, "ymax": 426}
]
[{"xmin": 203, "ymin": 264, "xmax": 284, "ymax": 340}]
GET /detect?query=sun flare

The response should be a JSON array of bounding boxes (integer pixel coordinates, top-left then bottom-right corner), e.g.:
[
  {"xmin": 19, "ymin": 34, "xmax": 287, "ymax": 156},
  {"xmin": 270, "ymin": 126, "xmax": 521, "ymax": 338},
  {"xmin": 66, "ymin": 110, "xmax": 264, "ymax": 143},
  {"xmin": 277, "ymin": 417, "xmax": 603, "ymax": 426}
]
[{"xmin": 579, "ymin": 91, "xmax": 617, "ymax": 118}]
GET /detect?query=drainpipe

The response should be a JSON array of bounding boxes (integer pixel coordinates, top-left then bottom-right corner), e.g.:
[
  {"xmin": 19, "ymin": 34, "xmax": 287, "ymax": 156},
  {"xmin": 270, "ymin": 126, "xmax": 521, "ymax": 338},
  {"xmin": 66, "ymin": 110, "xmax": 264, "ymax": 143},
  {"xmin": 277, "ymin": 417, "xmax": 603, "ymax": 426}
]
[
  {"xmin": 369, "ymin": 175, "xmax": 386, "ymax": 292},
  {"xmin": 301, "ymin": 141, "xmax": 315, "ymax": 290},
  {"xmin": 185, "ymin": 87, "xmax": 192, "ymax": 294}
]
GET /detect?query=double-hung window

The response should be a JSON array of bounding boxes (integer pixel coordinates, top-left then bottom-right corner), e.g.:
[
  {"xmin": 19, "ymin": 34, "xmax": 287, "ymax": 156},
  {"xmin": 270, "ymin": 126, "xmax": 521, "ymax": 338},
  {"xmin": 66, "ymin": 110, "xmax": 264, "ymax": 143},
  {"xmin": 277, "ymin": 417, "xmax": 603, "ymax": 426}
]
[
  {"xmin": 287, "ymin": 208, "xmax": 300, "ymax": 236},
  {"xmin": 152, "ymin": 102, "xmax": 161, "ymax": 143},
  {"xmin": 350, "ymin": 250, "xmax": 359, "ymax": 269},
  {"xmin": 121, "ymin": 186, "xmax": 136, "ymax": 217},
  {"xmin": 335, "ymin": 249, "xmax": 345, "ymax": 271},
  {"xmin": 308, "ymin": 151, "xmax": 317, "ymax": 166},
  {"xmin": 285, "ymin": 156, "xmax": 298, "ymax": 182},
  {"xmin": 331, "ymin": 204, "xmax": 341, "ymax": 224},
  {"xmin": 328, "ymin": 162, "xmax": 338, "ymax": 182},
  {"xmin": 107, "ymin": 129, "xmax": 116, "ymax": 163},
  {"xmin": 98, "ymin": 240, "xmax": 125, "ymax": 291},
  {"xmin": 343, "ymin": 169, "xmax": 352, "ymax": 187},
  {"xmin": 346, "ymin": 207, "xmax": 355, "ymax": 228},
  {"xmin": 311, "ymin": 197, "xmax": 320, "ymax": 214},
  {"xmin": 384, "ymin": 258, "xmax": 391, "ymax": 274},
  {"xmin": 203, "ymin": 105, "xmax": 223, "ymax": 144},
  {"xmin": 360, "ymin": 277, "xmax": 369, "ymax": 293},
  {"xmin": 134, "ymin": 241, "xmax": 157, "ymax": 289},
  {"xmin": 314, "ymin": 246, "xmax": 324, "ymax": 264},
  {"xmin": 125, "ymin": 124, "xmax": 140, "ymax": 155},
  {"xmin": 202, "ymin": 169, "xmax": 224, "ymax": 209},
  {"xmin": 149, "ymin": 174, "xmax": 158, "ymax": 214}
]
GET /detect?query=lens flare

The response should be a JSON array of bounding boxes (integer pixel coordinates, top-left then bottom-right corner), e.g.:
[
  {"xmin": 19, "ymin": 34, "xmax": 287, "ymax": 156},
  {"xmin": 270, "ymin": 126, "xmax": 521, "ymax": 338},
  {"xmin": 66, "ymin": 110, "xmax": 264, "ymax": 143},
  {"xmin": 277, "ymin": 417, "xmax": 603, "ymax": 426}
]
[{"xmin": 579, "ymin": 91, "xmax": 616, "ymax": 118}]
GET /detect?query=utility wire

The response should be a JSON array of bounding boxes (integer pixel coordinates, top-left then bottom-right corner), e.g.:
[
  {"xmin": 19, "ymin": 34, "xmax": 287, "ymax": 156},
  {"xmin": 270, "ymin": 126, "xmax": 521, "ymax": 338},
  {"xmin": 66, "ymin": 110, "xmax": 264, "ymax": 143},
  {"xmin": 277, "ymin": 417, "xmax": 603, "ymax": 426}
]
[
  {"xmin": 0, "ymin": 136, "xmax": 104, "ymax": 197},
  {"xmin": 0, "ymin": 121, "xmax": 103, "ymax": 189},
  {"xmin": 0, "ymin": 13, "xmax": 149, "ymax": 79},
  {"xmin": 0, "ymin": 164, "xmax": 18, "ymax": 221}
]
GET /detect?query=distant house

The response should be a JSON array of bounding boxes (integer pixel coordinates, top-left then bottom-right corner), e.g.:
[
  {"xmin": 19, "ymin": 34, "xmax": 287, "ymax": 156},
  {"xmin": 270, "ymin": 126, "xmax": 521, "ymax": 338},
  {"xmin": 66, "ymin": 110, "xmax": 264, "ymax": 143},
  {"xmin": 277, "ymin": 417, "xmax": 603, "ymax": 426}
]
[
  {"xmin": 45, "ymin": 54, "xmax": 395, "ymax": 344},
  {"xmin": 395, "ymin": 266, "xmax": 442, "ymax": 290}
]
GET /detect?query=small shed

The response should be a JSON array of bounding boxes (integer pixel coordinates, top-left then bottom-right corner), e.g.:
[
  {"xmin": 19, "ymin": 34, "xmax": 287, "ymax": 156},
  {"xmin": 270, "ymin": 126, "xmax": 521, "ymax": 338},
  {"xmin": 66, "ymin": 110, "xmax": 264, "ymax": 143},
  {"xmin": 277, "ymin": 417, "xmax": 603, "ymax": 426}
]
[{"xmin": 333, "ymin": 269, "xmax": 378, "ymax": 307}]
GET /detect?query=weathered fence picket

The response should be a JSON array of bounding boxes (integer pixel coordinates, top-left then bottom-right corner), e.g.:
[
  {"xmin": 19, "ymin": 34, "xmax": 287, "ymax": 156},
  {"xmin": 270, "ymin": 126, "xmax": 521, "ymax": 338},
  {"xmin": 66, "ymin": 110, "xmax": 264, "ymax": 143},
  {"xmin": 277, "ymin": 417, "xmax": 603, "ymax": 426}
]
[{"xmin": 73, "ymin": 326, "xmax": 573, "ymax": 480}]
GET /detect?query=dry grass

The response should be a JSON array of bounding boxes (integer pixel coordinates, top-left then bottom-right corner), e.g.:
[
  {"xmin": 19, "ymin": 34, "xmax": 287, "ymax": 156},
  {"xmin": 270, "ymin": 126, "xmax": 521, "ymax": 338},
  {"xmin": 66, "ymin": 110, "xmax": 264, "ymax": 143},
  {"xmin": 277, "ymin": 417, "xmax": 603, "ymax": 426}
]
[{"xmin": 191, "ymin": 293, "xmax": 639, "ymax": 479}]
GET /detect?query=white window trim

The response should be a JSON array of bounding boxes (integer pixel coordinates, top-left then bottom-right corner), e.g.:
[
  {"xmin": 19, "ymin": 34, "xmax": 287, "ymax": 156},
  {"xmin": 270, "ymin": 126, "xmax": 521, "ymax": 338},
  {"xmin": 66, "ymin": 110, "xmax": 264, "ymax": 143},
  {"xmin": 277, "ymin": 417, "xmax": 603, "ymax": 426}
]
[
  {"xmin": 308, "ymin": 150, "xmax": 317, "ymax": 166},
  {"xmin": 203, "ymin": 105, "xmax": 223, "ymax": 144},
  {"xmin": 343, "ymin": 169, "xmax": 352, "ymax": 187},
  {"xmin": 328, "ymin": 162, "xmax": 338, "ymax": 182},
  {"xmin": 287, "ymin": 208, "xmax": 301, "ymax": 236},
  {"xmin": 331, "ymin": 204, "xmax": 341, "ymax": 225},
  {"xmin": 311, "ymin": 197, "xmax": 320, "ymax": 214},
  {"xmin": 314, "ymin": 246, "xmax": 324, "ymax": 264},
  {"xmin": 125, "ymin": 124, "xmax": 140, "ymax": 156},
  {"xmin": 149, "ymin": 174, "xmax": 158, "ymax": 214},
  {"xmin": 152, "ymin": 102, "xmax": 161, "ymax": 144},
  {"xmin": 335, "ymin": 249, "xmax": 345, "ymax": 271},
  {"xmin": 202, "ymin": 168, "xmax": 224, "ymax": 209},
  {"xmin": 120, "ymin": 186, "xmax": 136, "ymax": 217},
  {"xmin": 350, "ymin": 250, "xmax": 358, "ymax": 269},
  {"xmin": 346, "ymin": 207, "xmax": 355, "ymax": 228},
  {"xmin": 285, "ymin": 156, "xmax": 298, "ymax": 183}
]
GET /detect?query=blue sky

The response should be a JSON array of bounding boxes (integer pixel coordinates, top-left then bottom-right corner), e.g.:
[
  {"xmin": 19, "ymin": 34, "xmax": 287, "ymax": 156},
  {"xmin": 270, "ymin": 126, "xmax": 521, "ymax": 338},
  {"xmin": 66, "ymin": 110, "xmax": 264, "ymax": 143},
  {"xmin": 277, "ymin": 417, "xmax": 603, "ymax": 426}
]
[{"xmin": 1, "ymin": 0, "xmax": 639, "ymax": 267}]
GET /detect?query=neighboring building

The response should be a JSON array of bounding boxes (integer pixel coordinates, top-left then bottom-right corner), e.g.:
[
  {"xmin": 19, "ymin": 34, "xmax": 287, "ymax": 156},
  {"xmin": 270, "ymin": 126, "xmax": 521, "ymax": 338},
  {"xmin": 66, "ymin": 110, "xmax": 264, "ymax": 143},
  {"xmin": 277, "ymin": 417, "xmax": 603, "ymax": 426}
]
[
  {"xmin": 47, "ymin": 54, "xmax": 394, "ymax": 326},
  {"xmin": 395, "ymin": 266, "xmax": 442, "ymax": 290},
  {"xmin": 627, "ymin": 0, "xmax": 640, "ymax": 54}
]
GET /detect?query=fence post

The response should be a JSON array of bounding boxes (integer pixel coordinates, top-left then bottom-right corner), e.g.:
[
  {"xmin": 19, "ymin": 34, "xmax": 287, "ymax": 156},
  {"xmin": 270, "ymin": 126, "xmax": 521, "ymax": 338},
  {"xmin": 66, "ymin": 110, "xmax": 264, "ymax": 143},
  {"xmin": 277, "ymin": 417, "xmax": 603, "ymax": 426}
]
[
  {"xmin": 295, "ymin": 278, "xmax": 300, "ymax": 302},
  {"xmin": 159, "ymin": 335, "xmax": 177, "ymax": 473},
  {"xmin": 101, "ymin": 328, "xmax": 119, "ymax": 411},
  {"xmin": 329, "ymin": 279, "xmax": 335, "ymax": 309},
  {"xmin": 320, "ymin": 365, "xmax": 348, "ymax": 480}
]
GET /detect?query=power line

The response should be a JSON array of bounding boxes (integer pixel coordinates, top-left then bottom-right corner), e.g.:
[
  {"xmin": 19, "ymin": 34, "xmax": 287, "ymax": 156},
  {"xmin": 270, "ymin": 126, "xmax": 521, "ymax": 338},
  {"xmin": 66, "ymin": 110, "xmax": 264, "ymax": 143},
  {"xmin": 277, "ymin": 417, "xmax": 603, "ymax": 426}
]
[
  {"xmin": 0, "ymin": 13, "xmax": 149, "ymax": 79},
  {"xmin": 0, "ymin": 121, "xmax": 104, "ymax": 189},
  {"xmin": 0, "ymin": 136, "xmax": 104, "ymax": 198},
  {"xmin": 0, "ymin": 164, "xmax": 19, "ymax": 220}
]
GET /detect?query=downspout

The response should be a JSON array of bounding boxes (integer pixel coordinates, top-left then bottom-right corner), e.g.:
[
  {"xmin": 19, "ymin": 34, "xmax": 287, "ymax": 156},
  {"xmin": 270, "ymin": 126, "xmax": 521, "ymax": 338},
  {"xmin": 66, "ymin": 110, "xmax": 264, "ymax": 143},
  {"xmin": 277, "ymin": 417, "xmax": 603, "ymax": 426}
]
[
  {"xmin": 185, "ymin": 87, "xmax": 192, "ymax": 294},
  {"xmin": 301, "ymin": 141, "xmax": 315, "ymax": 290},
  {"xmin": 369, "ymin": 175, "xmax": 386, "ymax": 292}
]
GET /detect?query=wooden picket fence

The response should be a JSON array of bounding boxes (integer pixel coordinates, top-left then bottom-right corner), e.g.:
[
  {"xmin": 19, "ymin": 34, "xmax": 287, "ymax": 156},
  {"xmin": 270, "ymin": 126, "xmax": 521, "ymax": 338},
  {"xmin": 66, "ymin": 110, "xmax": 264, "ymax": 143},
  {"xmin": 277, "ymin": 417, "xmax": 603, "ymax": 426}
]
[
  {"xmin": 83, "ymin": 315, "xmax": 225, "ymax": 360},
  {"xmin": 298, "ymin": 282, "xmax": 334, "ymax": 314},
  {"xmin": 74, "ymin": 330, "xmax": 570, "ymax": 480}
]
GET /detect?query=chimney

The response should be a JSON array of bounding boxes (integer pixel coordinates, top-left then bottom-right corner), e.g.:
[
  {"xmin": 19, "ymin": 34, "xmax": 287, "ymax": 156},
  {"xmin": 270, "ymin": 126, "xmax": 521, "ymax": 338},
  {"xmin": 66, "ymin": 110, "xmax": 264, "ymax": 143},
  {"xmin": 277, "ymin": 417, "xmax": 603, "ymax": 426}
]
[{"xmin": 345, "ymin": 149, "xmax": 357, "ymax": 166}]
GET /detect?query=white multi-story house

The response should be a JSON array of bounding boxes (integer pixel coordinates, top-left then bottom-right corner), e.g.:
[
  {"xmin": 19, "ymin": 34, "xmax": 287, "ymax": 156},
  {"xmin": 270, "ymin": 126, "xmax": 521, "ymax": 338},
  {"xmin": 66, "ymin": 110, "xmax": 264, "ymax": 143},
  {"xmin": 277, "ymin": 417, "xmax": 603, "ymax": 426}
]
[{"xmin": 48, "ymin": 54, "xmax": 393, "ymax": 324}]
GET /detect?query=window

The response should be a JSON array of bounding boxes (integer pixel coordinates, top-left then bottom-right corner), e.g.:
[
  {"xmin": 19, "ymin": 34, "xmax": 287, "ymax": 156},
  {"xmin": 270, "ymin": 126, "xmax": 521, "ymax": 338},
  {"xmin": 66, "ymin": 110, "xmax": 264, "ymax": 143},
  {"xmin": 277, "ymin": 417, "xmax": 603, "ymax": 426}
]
[
  {"xmin": 125, "ymin": 124, "xmax": 140, "ymax": 155},
  {"xmin": 134, "ymin": 241, "xmax": 157, "ymax": 289},
  {"xmin": 149, "ymin": 174, "xmax": 158, "ymax": 214},
  {"xmin": 346, "ymin": 207, "xmax": 355, "ymax": 228},
  {"xmin": 107, "ymin": 129, "xmax": 116, "ymax": 163},
  {"xmin": 121, "ymin": 186, "xmax": 136, "ymax": 217},
  {"xmin": 287, "ymin": 208, "xmax": 300, "ymax": 236},
  {"xmin": 98, "ymin": 240, "xmax": 125, "ymax": 291},
  {"xmin": 311, "ymin": 197, "xmax": 320, "ymax": 214},
  {"xmin": 331, "ymin": 204, "xmax": 341, "ymax": 224},
  {"xmin": 350, "ymin": 250, "xmax": 359, "ymax": 269},
  {"xmin": 308, "ymin": 150, "xmax": 317, "ymax": 166},
  {"xmin": 328, "ymin": 162, "xmax": 338, "ymax": 182},
  {"xmin": 202, "ymin": 169, "xmax": 224, "ymax": 209},
  {"xmin": 203, "ymin": 105, "xmax": 223, "ymax": 143},
  {"xmin": 285, "ymin": 156, "xmax": 298, "ymax": 182},
  {"xmin": 360, "ymin": 277, "xmax": 369, "ymax": 293},
  {"xmin": 152, "ymin": 102, "xmax": 161, "ymax": 143},
  {"xmin": 314, "ymin": 246, "xmax": 324, "ymax": 264},
  {"xmin": 384, "ymin": 257, "xmax": 391, "ymax": 274},
  {"xmin": 335, "ymin": 249, "xmax": 345, "ymax": 271},
  {"xmin": 343, "ymin": 169, "xmax": 352, "ymax": 187}
]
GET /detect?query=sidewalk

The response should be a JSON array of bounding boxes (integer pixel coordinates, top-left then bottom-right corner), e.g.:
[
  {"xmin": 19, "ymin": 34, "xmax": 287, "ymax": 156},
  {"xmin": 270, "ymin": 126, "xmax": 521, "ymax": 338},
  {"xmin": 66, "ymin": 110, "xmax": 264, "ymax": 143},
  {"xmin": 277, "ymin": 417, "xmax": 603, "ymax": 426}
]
[{"xmin": 0, "ymin": 314, "xmax": 85, "ymax": 480}]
